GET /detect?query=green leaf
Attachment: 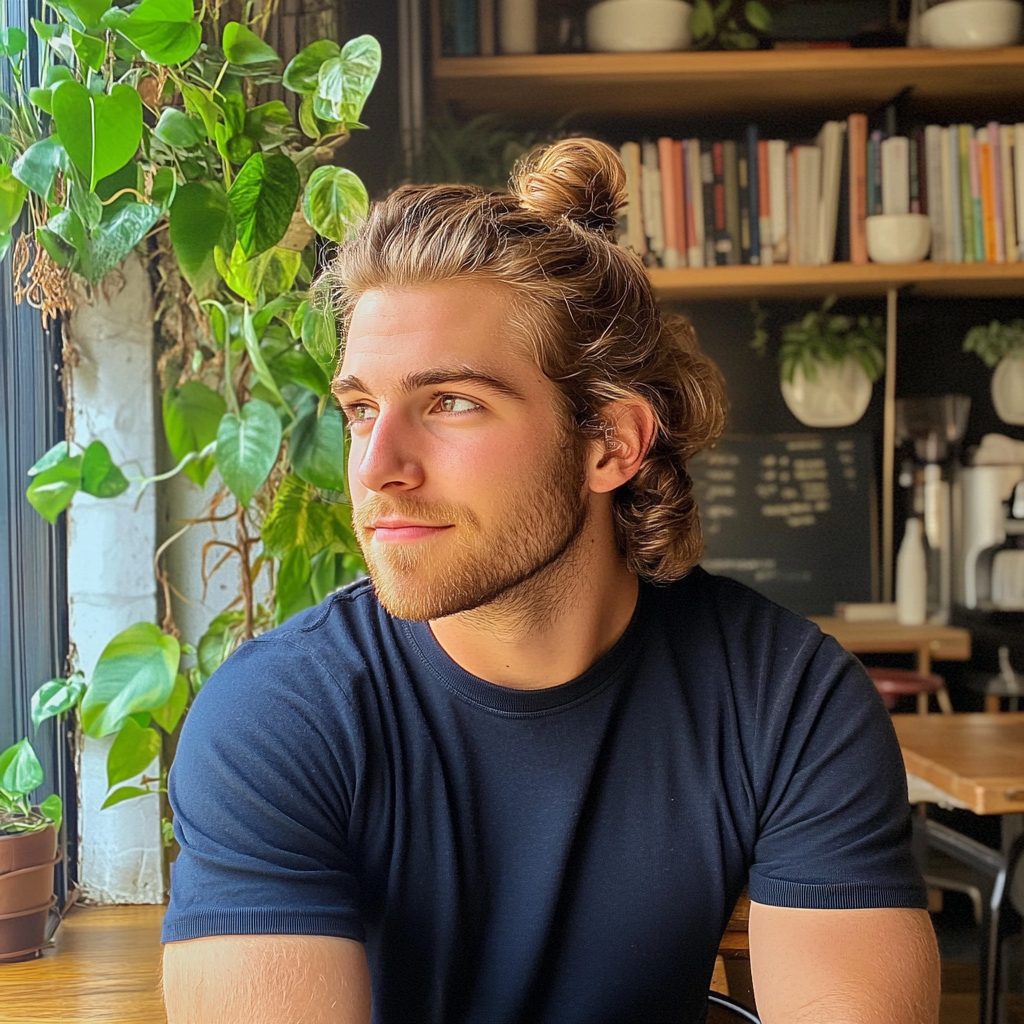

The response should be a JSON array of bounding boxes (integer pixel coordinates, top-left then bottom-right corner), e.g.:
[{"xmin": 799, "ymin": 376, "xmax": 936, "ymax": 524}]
[
  {"xmin": 0, "ymin": 232, "xmax": 10, "ymax": 263},
  {"xmin": 80, "ymin": 440, "xmax": 130, "ymax": 498},
  {"xmin": 31, "ymin": 673, "xmax": 86, "ymax": 729},
  {"xmin": 181, "ymin": 84, "xmax": 220, "ymax": 139},
  {"xmin": 301, "ymin": 166, "xmax": 368, "ymax": 245},
  {"xmin": 0, "ymin": 27, "xmax": 28, "ymax": 56},
  {"xmin": 169, "ymin": 181, "xmax": 234, "ymax": 297},
  {"xmin": 214, "ymin": 399, "xmax": 282, "ymax": 507},
  {"xmin": 290, "ymin": 403, "xmax": 346, "ymax": 491},
  {"xmin": 242, "ymin": 303, "xmax": 287, "ymax": 406},
  {"xmin": 261, "ymin": 473, "xmax": 335, "ymax": 557},
  {"xmin": 282, "ymin": 39, "xmax": 340, "ymax": 95},
  {"xmin": 71, "ymin": 27, "xmax": 106, "ymax": 71},
  {"xmin": 298, "ymin": 94, "xmax": 320, "ymax": 139},
  {"xmin": 106, "ymin": 717, "xmax": 162, "ymax": 788},
  {"xmin": 51, "ymin": 81, "xmax": 143, "ymax": 191},
  {"xmin": 215, "ymin": 243, "xmax": 301, "ymax": 304},
  {"xmin": 227, "ymin": 152, "xmax": 300, "ymax": 257},
  {"xmin": 153, "ymin": 107, "xmax": 203, "ymax": 148},
  {"xmin": 222, "ymin": 21, "xmax": 279, "ymax": 65},
  {"xmin": 196, "ymin": 610, "xmax": 244, "ymax": 681},
  {"xmin": 13, "ymin": 137, "xmax": 70, "ymax": 202},
  {"xmin": 150, "ymin": 672, "xmax": 189, "ymax": 733},
  {"xmin": 275, "ymin": 545, "xmax": 313, "ymax": 623},
  {"xmin": 0, "ymin": 166, "xmax": 28, "ymax": 234},
  {"xmin": 243, "ymin": 101, "xmax": 291, "ymax": 145},
  {"xmin": 301, "ymin": 303, "xmax": 338, "ymax": 371},
  {"xmin": 269, "ymin": 348, "xmax": 329, "ymax": 396},
  {"xmin": 162, "ymin": 381, "xmax": 226, "ymax": 487},
  {"xmin": 52, "ymin": 0, "xmax": 111, "ymax": 30},
  {"xmin": 117, "ymin": 0, "xmax": 201, "ymax": 65},
  {"xmin": 313, "ymin": 35, "xmax": 380, "ymax": 126},
  {"xmin": 80, "ymin": 623, "xmax": 180, "ymax": 738},
  {"xmin": 0, "ymin": 738, "xmax": 44, "ymax": 797},
  {"xmin": 744, "ymin": 0, "xmax": 772, "ymax": 31},
  {"xmin": 101, "ymin": 785, "xmax": 150, "ymax": 810},
  {"xmin": 26, "ymin": 455, "xmax": 83, "ymax": 523},
  {"xmin": 40, "ymin": 793, "xmax": 62, "ymax": 832},
  {"xmin": 691, "ymin": 0, "xmax": 715, "ymax": 39}
]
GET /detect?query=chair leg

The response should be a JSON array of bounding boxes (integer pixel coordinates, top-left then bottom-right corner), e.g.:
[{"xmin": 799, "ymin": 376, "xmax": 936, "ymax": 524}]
[
  {"xmin": 981, "ymin": 865, "xmax": 1008, "ymax": 1024},
  {"xmin": 917, "ymin": 691, "xmax": 929, "ymax": 715},
  {"xmin": 937, "ymin": 687, "xmax": 954, "ymax": 714}
]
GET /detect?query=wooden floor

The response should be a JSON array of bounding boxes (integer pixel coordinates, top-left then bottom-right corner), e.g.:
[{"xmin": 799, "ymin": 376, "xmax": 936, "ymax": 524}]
[{"xmin": 0, "ymin": 904, "xmax": 1009, "ymax": 1023}]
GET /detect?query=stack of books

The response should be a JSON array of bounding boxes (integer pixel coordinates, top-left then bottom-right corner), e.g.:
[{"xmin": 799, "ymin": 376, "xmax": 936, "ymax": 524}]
[{"xmin": 618, "ymin": 121, "xmax": 1024, "ymax": 268}]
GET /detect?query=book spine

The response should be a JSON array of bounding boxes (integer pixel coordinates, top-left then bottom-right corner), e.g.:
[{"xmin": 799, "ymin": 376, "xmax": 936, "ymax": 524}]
[
  {"xmin": 978, "ymin": 136, "xmax": 997, "ymax": 263},
  {"xmin": 870, "ymin": 130, "xmax": 884, "ymax": 216},
  {"xmin": 835, "ymin": 124, "xmax": 850, "ymax": 263},
  {"xmin": 701, "ymin": 143, "xmax": 716, "ymax": 268},
  {"xmin": 454, "ymin": 0, "xmax": 478, "ymax": 55},
  {"xmin": 946, "ymin": 126, "xmax": 963, "ymax": 262},
  {"xmin": 989, "ymin": 121, "xmax": 1006, "ymax": 262},
  {"xmin": 713, "ymin": 141, "xmax": 729, "ymax": 265},
  {"xmin": 769, "ymin": 139, "xmax": 789, "ymax": 264},
  {"xmin": 746, "ymin": 124, "xmax": 760, "ymax": 265},
  {"xmin": 786, "ymin": 147, "xmax": 798, "ymax": 266},
  {"xmin": 924, "ymin": 125, "xmax": 945, "ymax": 262},
  {"xmin": 909, "ymin": 131, "xmax": 920, "ymax": 214},
  {"xmin": 738, "ymin": 152, "xmax": 752, "ymax": 264},
  {"xmin": 687, "ymin": 139, "xmax": 705, "ymax": 268},
  {"xmin": 657, "ymin": 137, "xmax": 679, "ymax": 269},
  {"xmin": 968, "ymin": 133, "xmax": 984, "ymax": 261},
  {"xmin": 1017, "ymin": 124, "xmax": 1024, "ymax": 260},
  {"xmin": 848, "ymin": 114, "xmax": 868, "ymax": 264},
  {"xmin": 641, "ymin": 140, "xmax": 664, "ymax": 264},
  {"xmin": 723, "ymin": 139, "xmax": 741, "ymax": 266},
  {"xmin": 959, "ymin": 125, "xmax": 975, "ymax": 263},
  {"xmin": 881, "ymin": 135, "xmax": 910, "ymax": 216},
  {"xmin": 757, "ymin": 139, "xmax": 773, "ymax": 266},
  {"xmin": 619, "ymin": 142, "xmax": 646, "ymax": 258},
  {"xmin": 477, "ymin": 0, "xmax": 495, "ymax": 55},
  {"xmin": 1001, "ymin": 125, "xmax": 1018, "ymax": 263},
  {"xmin": 673, "ymin": 140, "xmax": 688, "ymax": 267}
]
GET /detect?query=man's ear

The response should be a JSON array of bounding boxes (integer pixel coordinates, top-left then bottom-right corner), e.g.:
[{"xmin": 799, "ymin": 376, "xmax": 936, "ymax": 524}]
[{"xmin": 586, "ymin": 400, "xmax": 658, "ymax": 495}]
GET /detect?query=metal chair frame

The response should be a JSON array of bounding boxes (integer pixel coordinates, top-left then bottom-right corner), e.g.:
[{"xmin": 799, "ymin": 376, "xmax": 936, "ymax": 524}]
[{"xmin": 707, "ymin": 991, "xmax": 761, "ymax": 1022}]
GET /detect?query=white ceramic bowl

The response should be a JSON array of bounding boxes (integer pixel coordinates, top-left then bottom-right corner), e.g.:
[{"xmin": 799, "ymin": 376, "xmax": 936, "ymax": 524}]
[
  {"xmin": 920, "ymin": 0, "xmax": 1022, "ymax": 48},
  {"xmin": 866, "ymin": 213, "xmax": 932, "ymax": 264},
  {"xmin": 586, "ymin": 0, "xmax": 692, "ymax": 52}
]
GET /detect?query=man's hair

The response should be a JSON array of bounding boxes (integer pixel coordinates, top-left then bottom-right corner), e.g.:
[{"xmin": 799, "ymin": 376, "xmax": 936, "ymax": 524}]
[{"xmin": 319, "ymin": 137, "xmax": 727, "ymax": 583}]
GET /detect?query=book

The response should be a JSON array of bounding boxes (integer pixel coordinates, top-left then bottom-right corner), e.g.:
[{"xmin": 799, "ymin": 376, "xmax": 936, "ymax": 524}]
[
  {"xmin": 454, "ymin": 0, "xmax": 477, "ymax": 54},
  {"xmin": 881, "ymin": 135, "xmax": 910, "ymax": 216},
  {"xmin": 959, "ymin": 124, "xmax": 975, "ymax": 263},
  {"xmin": 816, "ymin": 120, "xmax": 845, "ymax": 265},
  {"xmin": 746, "ymin": 124, "xmax": 760, "ymax": 266},
  {"xmin": 1000, "ymin": 125, "xmax": 1018, "ymax": 263},
  {"xmin": 723, "ymin": 140, "xmax": 741, "ymax": 266},
  {"xmin": 712, "ymin": 141, "xmax": 730, "ymax": 265},
  {"xmin": 793, "ymin": 144, "xmax": 822, "ymax": 266},
  {"xmin": 641, "ymin": 141, "xmax": 665, "ymax": 265},
  {"xmin": 848, "ymin": 114, "xmax": 868, "ymax": 264},
  {"xmin": 968, "ymin": 132, "xmax": 984, "ymax": 262},
  {"xmin": 786, "ymin": 146, "xmax": 798, "ymax": 267},
  {"xmin": 768, "ymin": 139, "xmax": 789, "ymax": 264},
  {"xmin": 672, "ymin": 140, "xmax": 688, "ymax": 267},
  {"xmin": 989, "ymin": 121, "xmax": 1006, "ymax": 263},
  {"xmin": 835, "ymin": 126, "xmax": 850, "ymax": 263},
  {"xmin": 701, "ymin": 143, "xmax": 716, "ymax": 268},
  {"xmin": 478, "ymin": 0, "xmax": 495, "ymax": 55},
  {"xmin": 1017, "ymin": 124, "xmax": 1024, "ymax": 260},
  {"xmin": 657, "ymin": 137, "xmax": 679, "ymax": 269},
  {"xmin": 945, "ymin": 126, "xmax": 963, "ymax": 263},
  {"xmin": 977, "ymin": 132, "xmax": 997, "ymax": 263},
  {"xmin": 924, "ymin": 126, "xmax": 945, "ymax": 262},
  {"xmin": 687, "ymin": 139, "xmax": 705, "ymax": 268},
  {"xmin": 619, "ymin": 142, "xmax": 646, "ymax": 258},
  {"xmin": 738, "ymin": 152, "xmax": 752, "ymax": 264},
  {"xmin": 909, "ymin": 131, "xmax": 921, "ymax": 215},
  {"xmin": 757, "ymin": 139, "xmax": 773, "ymax": 267},
  {"xmin": 870, "ymin": 129, "xmax": 884, "ymax": 216}
]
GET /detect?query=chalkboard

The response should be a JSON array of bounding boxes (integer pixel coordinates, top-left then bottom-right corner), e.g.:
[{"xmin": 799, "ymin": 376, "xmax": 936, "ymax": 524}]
[{"xmin": 691, "ymin": 434, "xmax": 876, "ymax": 616}]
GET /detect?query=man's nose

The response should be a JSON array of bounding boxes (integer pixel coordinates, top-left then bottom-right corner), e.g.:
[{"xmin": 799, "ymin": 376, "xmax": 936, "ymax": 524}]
[{"xmin": 353, "ymin": 409, "xmax": 425, "ymax": 494}]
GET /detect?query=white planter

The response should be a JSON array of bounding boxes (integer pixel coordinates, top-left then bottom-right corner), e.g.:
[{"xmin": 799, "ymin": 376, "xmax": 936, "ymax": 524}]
[
  {"xmin": 991, "ymin": 352, "xmax": 1024, "ymax": 426},
  {"xmin": 780, "ymin": 358, "xmax": 874, "ymax": 428}
]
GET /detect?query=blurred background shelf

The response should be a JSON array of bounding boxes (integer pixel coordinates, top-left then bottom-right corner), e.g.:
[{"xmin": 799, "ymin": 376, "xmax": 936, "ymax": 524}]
[{"xmin": 434, "ymin": 47, "xmax": 1024, "ymax": 120}]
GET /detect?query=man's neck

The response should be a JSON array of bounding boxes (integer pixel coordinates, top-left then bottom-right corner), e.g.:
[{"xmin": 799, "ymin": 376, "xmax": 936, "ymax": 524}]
[{"xmin": 427, "ymin": 518, "xmax": 640, "ymax": 690}]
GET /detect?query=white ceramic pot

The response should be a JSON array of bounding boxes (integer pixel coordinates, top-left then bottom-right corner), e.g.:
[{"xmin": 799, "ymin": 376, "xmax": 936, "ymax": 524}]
[
  {"xmin": 991, "ymin": 352, "xmax": 1024, "ymax": 425},
  {"xmin": 499, "ymin": 0, "xmax": 537, "ymax": 54},
  {"xmin": 780, "ymin": 359, "xmax": 874, "ymax": 428},
  {"xmin": 920, "ymin": 0, "xmax": 1022, "ymax": 48},
  {"xmin": 586, "ymin": 0, "xmax": 693, "ymax": 52},
  {"xmin": 866, "ymin": 213, "xmax": 932, "ymax": 264}
]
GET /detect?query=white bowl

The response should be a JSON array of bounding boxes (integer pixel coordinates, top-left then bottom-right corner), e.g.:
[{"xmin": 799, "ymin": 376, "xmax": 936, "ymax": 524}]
[
  {"xmin": 586, "ymin": 0, "xmax": 692, "ymax": 52},
  {"xmin": 920, "ymin": 0, "xmax": 1022, "ymax": 47},
  {"xmin": 866, "ymin": 213, "xmax": 932, "ymax": 264}
]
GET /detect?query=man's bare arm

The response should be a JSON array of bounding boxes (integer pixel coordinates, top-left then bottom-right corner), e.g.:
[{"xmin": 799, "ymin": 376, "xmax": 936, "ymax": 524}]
[
  {"xmin": 162, "ymin": 934, "xmax": 371, "ymax": 1024},
  {"xmin": 748, "ymin": 903, "xmax": 940, "ymax": 1024}
]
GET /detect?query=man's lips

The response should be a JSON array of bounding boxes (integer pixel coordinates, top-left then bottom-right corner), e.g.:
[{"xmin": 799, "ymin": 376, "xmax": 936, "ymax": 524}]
[{"xmin": 367, "ymin": 519, "xmax": 454, "ymax": 543}]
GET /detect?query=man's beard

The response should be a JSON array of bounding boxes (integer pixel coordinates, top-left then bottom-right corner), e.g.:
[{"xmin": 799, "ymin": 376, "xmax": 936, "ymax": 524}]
[{"xmin": 352, "ymin": 437, "xmax": 590, "ymax": 622}]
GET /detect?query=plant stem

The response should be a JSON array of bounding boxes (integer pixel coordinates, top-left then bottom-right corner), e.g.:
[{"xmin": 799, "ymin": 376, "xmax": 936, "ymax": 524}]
[{"xmin": 236, "ymin": 504, "xmax": 255, "ymax": 639}]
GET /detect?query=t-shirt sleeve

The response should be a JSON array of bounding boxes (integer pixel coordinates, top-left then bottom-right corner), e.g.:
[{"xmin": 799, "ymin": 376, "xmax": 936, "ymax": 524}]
[
  {"xmin": 161, "ymin": 632, "xmax": 367, "ymax": 944},
  {"xmin": 746, "ymin": 622, "xmax": 927, "ymax": 911}
]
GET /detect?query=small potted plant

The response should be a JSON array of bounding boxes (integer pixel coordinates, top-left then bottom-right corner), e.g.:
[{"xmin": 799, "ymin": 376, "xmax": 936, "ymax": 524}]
[
  {"xmin": 755, "ymin": 295, "xmax": 884, "ymax": 428},
  {"xmin": 0, "ymin": 738, "xmax": 62, "ymax": 962},
  {"xmin": 963, "ymin": 319, "xmax": 1024, "ymax": 426},
  {"xmin": 690, "ymin": 0, "xmax": 771, "ymax": 48}
]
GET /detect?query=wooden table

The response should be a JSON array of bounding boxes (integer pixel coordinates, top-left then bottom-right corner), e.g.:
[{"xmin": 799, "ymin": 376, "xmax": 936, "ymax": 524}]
[
  {"xmin": 893, "ymin": 712, "xmax": 1024, "ymax": 816},
  {"xmin": 811, "ymin": 618, "xmax": 972, "ymax": 677}
]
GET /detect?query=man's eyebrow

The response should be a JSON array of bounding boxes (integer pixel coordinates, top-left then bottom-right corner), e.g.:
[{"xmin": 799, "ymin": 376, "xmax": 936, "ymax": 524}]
[{"xmin": 332, "ymin": 367, "xmax": 526, "ymax": 401}]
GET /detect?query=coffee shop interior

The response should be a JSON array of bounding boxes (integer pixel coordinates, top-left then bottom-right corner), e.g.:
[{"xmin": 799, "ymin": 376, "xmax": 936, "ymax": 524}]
[{"xmin": 3, "ymin": 0, "xmax": 1024, "ymax": 1021}]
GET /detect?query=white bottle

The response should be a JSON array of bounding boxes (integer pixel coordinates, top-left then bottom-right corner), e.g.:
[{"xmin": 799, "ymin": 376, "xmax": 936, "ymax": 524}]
[
  {"xmin": 896, "ymin": 517, "xmax": 928, "ymax": 626},
  {"xmin": 499, "ymin": 0, "xmax": 537, "ymax": 54}
]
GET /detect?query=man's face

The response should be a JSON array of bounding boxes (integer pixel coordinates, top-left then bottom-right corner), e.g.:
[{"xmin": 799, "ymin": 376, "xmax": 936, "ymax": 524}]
[{"xmin": 335, "ymin": 280, "xmax": 590, "ymax": 622}]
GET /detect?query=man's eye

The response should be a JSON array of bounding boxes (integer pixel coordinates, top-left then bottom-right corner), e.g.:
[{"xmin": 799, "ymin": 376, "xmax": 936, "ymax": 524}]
[
  {"xmin": 345, "ymin": 403, "xmax": 377, "ymax": 424},
  {"xmin": 436, "ymin": 395, "xmax": 480, "ymax": 414}
]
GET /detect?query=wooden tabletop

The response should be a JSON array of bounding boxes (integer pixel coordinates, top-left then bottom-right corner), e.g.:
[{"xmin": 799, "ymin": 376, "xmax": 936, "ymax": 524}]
[
  {"xmin": 893, "ymin": 713, "xmax": 1024, "ymax": 815},
  {"xmin": 811, "ymin": 618, "xmax": 971, "ymax": 676}
]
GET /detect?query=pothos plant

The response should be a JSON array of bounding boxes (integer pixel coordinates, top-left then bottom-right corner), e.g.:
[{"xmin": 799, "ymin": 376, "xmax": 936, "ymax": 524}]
[
  {"xmin": 0, "ymin": 738, "xmax": 63, "ymax": 836},
  {"xmin": 690, "ymin": 0, "xmax": 772, "ymax": 50},
  {"xmin": 1, "ymin": 1, "xmax": 374, "ymax": 841},
  {"xmin": 963, "ymin": 318, "xmax": 1024, "ymax": 368}
]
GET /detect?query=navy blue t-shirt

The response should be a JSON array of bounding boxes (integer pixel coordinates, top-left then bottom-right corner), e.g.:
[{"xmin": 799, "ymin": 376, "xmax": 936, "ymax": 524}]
[{"xmin": 162, "ymin": 568, "xmax": 926, "ymax": 1023}]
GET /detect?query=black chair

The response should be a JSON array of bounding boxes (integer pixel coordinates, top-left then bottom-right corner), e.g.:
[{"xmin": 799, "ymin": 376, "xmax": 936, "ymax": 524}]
[
  {"xmin": 989, "ymin": 829, "xmax": 1024, "ymax": 1024},
  {"xmin": 707, "ymin": 991, "xmax": 761, "ymax": 1023}
]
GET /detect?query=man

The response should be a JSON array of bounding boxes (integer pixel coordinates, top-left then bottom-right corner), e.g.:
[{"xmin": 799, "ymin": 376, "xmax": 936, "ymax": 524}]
[{"xmin": 161, "ymin": 139, "xmax": 940, "ymax": 1023}]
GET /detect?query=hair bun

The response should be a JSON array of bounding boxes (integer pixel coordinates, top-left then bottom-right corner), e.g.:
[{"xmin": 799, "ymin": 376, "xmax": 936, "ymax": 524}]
[{"xmin": 511, "ymin": 138, "xmax": 627, "ymax": 237}]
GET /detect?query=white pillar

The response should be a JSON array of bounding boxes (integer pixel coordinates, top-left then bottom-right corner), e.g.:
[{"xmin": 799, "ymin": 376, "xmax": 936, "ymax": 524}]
[{"xmin": 65, "ymin": 254, "xmax": 164, "ymax": 904}]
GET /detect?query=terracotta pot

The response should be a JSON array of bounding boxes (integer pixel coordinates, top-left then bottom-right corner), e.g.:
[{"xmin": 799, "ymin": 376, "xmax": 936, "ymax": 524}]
[{"xmin": 0, "ymin": 824, "xmax": 58, "ymax": 962}]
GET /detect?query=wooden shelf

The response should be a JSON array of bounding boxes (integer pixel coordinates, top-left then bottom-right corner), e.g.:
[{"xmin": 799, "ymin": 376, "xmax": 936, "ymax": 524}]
[
  {"xmin": 434, "ymin": 47, "xmax": 1024, "ymax": 121},
  {"xmin": 648, "ymin": 261, "xmax": 1024, "ymax": 301}
]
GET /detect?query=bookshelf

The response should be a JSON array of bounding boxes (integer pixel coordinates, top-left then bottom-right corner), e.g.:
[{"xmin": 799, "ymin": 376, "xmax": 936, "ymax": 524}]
[{"xmin": 429, "ymin": 43, "xmax": 1024, "ymax": 598}]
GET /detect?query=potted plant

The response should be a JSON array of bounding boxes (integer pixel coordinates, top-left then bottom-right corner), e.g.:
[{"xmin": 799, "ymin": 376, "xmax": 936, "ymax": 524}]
[
  {"xmin": 755, "ymin": 295, "xmax": 884, "ymax": 428},
  {"xmin": 0, "ymin": 738, "xmax": 62, "ymax": 962},
  {"xmin": 963, "ymin": 319, "xmax": 1024, "ymax": 425},
  {"xmin": 690, "ymin": 0, "xmax": 772, "ymax": 48}
]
